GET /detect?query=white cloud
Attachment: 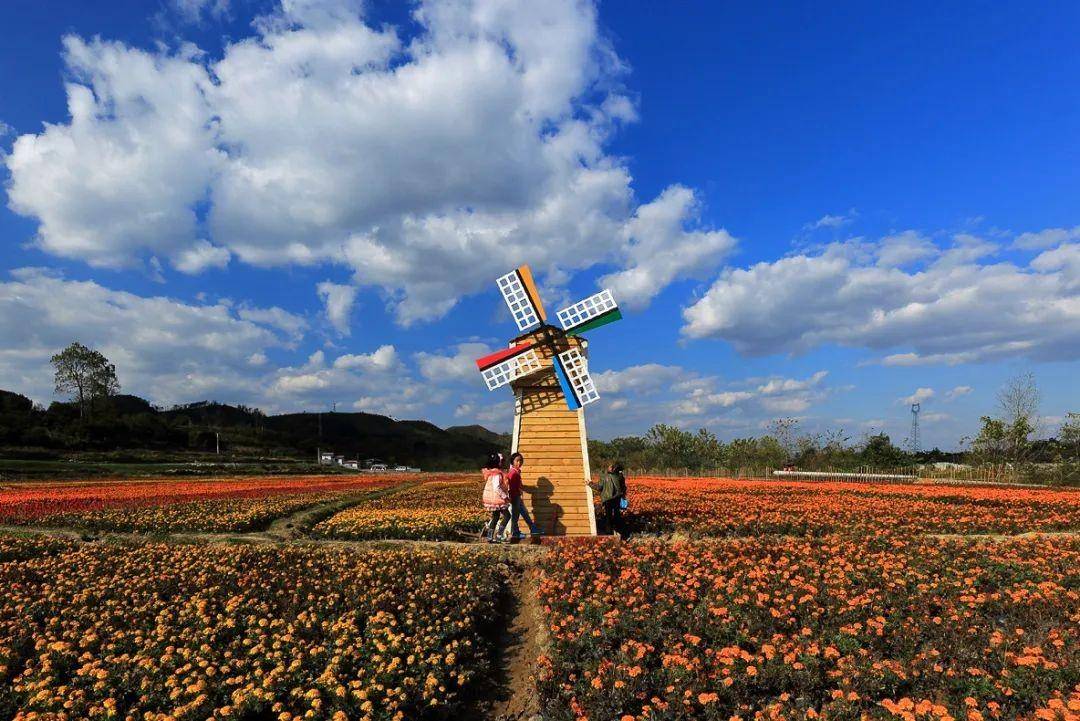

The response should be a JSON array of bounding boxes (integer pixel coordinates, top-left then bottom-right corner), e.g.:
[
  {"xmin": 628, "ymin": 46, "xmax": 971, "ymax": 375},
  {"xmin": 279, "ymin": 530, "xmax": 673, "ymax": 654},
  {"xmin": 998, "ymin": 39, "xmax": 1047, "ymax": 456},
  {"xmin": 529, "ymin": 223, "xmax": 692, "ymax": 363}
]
[
  {"xmin": 332, "ymin": 345, "xmax": 399, "ymax": 372},
  {"xmin": 875, "ymin": 231, "xmax": 936, "ymax": 268},
  {"xmin": 5, "ymin": 36, "xmax": 220, "ymax": 270},
  {"xmin": 590, "ymin": 363, "xmax": 832, "ymax": 435},
  {"xmin": 598, "ymin": 186, "xmax": 737, "ymax": 309},
  {"xmin": 803, "ymin": 210, "xmax": 856, "ymax": 231},
  {"xmin": 921, "ymin": 411, "xmax": 951, "ymax": 422},
  {"xmin": 682, "ymin": 234, "xmax": 1080, "ymax": 364},
  {"xmin": 269, "ymin": 344, "xmax": 431, "ymax": 417},
  {"xmin": 6, "ymin": 0, "xmax": 715, "ymax": 323},
  {"xmin": 594, "ymin": 363, "xmax": 685, "ymax": 395},
  {"xmin": 1013, "ymin": 226, "xmax": 1080, "ymax": 250},
  {"xmin": 168, "ymin": 0, "xmax": 231, "ymax": 23},
  {"xmin": 945, "ymin": 385, "xmax": 973, "ymax": 400},
  {"xmin": 0, "ymin": 268, "xmax": 292, "ymax": 405},
  {"xmin": 901, "ymin": 387, "xmax": 935, "ymax": 405},
  {"xmin": 757, "ymin": 370, "xmax": 827, "ymax": 395},
  {"xmin": 236, "ymin": 305, "xmax": 307, "ymax": 344},
  {"xmin": 316, "ymin": 281, "xmax": 358, "ymax": 336},
  {"xmin": 415, "ymin": 342, "xmax": 492, "ymax": 384},
  {"xmin": 173, "ymin": 240, "xmax": 232, "ymax": 273}
]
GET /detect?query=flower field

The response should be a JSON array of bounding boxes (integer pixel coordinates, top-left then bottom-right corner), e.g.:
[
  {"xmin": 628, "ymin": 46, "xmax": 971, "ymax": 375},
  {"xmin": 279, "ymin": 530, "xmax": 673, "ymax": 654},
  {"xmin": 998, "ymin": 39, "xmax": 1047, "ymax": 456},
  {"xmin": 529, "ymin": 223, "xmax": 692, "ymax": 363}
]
[
  {"xmin": 536, "ymin": 535, "xmax": 1080, "ymax": 721},
  {"xmin": 2, "ymin": 473, "xmax": 1079, "ymax": 720},
  {"xmin": 0, "ymin": 475, "xmax": 407, "ymax": 532},
  {"xmin": 0, "ymin": 533, "xmax": 503, "ymax": 720},
  {"xmin": 622, "ymin": 477, "xmax": 1080, "ymax": 536},
  {"xmin": 312, "ymin": 479, "xmax": 484, "ymax": 541}
]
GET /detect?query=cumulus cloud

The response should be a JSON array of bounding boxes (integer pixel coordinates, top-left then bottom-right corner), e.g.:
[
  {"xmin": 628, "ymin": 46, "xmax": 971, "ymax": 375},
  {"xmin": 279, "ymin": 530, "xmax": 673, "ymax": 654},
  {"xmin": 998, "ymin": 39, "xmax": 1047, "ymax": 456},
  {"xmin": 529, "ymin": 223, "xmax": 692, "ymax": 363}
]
[
  {"xmin": 594, "ymin": 363, "xmax": 685, "ymax": 395},
  {"xmin": 945, "ymin": 385, "xmax": 973, "ymax": 400},
  {"xmin": 0, "ymin": 268, "xmax": 296, "ymax": 405},
  {"xmin": 171, "ymin": 0, "xmax": 230, "ymax": 23},
  {"xmin": 173, "ymin": 240, "xmax": 231, "ymax": 274},
  {"xmin": 682, "ymin": 233, "xmax": 1080, "ymax": 364},
  {"xmin": 901, "ymin": 387, "xmax": 935, "ymax": 405},
  {"xmin": 268, "ymin": 344, "xmax": 435, "ymax": 418},
  {"xmin": 5, "ymin": 36, "xmax": 220, "ymax": 269},
  {"xmin": 598, "ymin": 186, "xmax": 736, "ymax": 309},
  {"xmin": 803, "ymin": 210, "xmax": 856, "ymax": 231},
  {"xmin": 875, "ymin": 231, "xmax": 936, "ymax": 268},
  {"xmin": 1013, "ymin": 226, "xmax": 1080, "ymax": 250},
  {"xmin": 415, "ymin": 342, "xmax": 493, "ymax": 384},
  {"xmin": 5, "ymin": 0, "xmax": 725, "ymax": 323},
  {"xmin": 589, "ymin": 363, "xmax": 833, "ymax": 434},
  {"xmin": 316, "ymin": 281, "xmax": 358, "ymax": 336},
  {"xmin": 235, "ymin": 306, "xmax": 307, "ymax": 344}
]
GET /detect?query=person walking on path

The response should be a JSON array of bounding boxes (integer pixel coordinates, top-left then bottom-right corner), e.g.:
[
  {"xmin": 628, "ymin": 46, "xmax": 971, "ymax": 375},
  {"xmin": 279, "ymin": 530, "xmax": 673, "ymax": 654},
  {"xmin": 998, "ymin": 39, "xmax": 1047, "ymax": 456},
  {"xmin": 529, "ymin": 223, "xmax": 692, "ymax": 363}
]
[
  {"xmin": 593, "ymin": 462, "xmax": 627, "ymax": 537},
  {"xmin": 506, "ymin": 452, "xmax": 541, "ymax": 541},
  {"xmin": 481, "ymin": 452, "xmax": 511, "ymax": 542}
]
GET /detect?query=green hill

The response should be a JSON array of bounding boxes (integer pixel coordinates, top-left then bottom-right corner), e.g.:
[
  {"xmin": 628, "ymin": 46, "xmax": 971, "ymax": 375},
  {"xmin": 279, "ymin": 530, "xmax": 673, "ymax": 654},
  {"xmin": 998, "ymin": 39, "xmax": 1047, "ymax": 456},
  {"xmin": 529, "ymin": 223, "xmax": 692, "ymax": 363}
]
[{"xmin": 0, "ymin": 389, "xmax": 505, "ymax": 475}]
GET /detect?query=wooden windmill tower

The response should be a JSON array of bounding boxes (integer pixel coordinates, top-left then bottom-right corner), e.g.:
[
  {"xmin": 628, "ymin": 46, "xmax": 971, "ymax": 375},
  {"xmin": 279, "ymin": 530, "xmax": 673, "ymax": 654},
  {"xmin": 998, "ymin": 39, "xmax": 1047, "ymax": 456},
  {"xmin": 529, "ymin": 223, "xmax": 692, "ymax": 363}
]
[{"xmin": 474, "ymin": 265, "xmax": 622, "ymax": 536}]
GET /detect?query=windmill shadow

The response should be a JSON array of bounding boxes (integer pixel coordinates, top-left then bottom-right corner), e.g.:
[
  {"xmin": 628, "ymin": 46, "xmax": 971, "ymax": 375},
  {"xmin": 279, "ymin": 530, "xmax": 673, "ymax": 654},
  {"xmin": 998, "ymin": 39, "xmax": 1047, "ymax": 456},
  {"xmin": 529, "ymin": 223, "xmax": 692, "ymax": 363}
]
[{"xmin": 516, "ymin": 386, "xmax": 564, "ymax": 413}]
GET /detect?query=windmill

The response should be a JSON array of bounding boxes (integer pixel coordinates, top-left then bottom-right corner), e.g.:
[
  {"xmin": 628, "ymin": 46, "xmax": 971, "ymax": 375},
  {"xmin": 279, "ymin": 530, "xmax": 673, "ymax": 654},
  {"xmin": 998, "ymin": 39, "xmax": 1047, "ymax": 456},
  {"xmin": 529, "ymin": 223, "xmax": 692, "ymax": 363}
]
[{"xmin": 474, "ymin": 265, "xmax": 622, "ymax": 535}]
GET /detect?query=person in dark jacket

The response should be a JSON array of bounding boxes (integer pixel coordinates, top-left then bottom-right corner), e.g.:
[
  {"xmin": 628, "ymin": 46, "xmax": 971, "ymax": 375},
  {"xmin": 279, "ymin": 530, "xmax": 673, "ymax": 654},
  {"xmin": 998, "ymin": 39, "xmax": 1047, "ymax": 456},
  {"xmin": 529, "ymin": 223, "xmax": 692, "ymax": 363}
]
[{"xmin": 592, "ymin": 462, "xmax": 627, "ymax": 537}]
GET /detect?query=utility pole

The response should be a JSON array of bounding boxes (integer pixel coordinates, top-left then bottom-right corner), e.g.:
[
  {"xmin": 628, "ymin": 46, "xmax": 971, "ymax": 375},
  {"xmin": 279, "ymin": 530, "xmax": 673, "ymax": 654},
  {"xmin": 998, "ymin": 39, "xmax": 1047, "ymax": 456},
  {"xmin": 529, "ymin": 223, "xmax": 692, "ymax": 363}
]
[
  {"xmin": 215, "ymin": 432, "xmax": 220, "ymax": 455},
  {"xmin": 909, "ymin": 403, "xmax": 921, "ymax": 454}
]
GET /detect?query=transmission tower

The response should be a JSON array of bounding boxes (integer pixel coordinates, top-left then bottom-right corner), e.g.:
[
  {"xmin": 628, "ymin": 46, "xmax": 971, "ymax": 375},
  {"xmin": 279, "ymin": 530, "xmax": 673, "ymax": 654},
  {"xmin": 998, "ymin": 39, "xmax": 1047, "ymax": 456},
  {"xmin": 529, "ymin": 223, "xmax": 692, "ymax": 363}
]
[{"xmin": 909, "ymin": 403, "xmax": 921, "ymax": 454}]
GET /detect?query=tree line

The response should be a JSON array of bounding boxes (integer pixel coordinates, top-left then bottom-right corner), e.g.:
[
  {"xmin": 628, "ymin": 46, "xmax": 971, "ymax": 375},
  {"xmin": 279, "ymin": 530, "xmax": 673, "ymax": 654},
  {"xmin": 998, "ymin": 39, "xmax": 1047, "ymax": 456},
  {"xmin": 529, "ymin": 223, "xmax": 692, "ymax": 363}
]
[{"xmin": 4, "ymin": 342, "xmax": 1077, "ymax": 483}]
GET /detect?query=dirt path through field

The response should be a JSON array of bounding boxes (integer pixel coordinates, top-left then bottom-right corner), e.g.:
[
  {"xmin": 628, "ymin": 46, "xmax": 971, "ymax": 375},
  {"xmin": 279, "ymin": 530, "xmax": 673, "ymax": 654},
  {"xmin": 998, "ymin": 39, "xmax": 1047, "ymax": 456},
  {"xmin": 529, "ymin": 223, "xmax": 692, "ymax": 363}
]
[{"xmin": 477, "ymin": 555, "xmax": 548, "ymax": 721}]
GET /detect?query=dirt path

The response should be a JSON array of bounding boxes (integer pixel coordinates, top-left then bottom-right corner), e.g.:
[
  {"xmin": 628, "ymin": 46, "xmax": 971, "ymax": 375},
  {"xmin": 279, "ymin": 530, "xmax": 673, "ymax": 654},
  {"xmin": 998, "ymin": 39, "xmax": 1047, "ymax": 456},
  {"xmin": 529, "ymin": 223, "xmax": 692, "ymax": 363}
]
[{"xmin": 476, "ymin": 556, "xmax": 548, "ymax": 721}]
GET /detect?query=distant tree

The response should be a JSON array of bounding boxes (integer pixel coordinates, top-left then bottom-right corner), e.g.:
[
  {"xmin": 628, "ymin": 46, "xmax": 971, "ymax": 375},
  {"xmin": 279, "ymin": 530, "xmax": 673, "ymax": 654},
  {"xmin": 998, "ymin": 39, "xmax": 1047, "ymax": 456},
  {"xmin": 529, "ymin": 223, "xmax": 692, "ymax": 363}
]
[
  {"xmin": 1059, "ymin": 413, "xmax": 1080, "ymax": 462},
  {"xmin": 860, "ymin": 433, "xmax": 907, "ymax": 467},
  {"xmin": 997, "ymin": 372, "xmax": 1040, "ymax": 461},
  {"xmin": 50, "ymin": 342, "xmax": 120, "ymax": 420},
  {"xmin": 969, "ymin": 416, "xmax": 1007, "ymax": 464},
  {"xmin": 645, "ymin": 424, "xmax": 698, "ymax": 469},
  {"xmin": 766, "ymin": 418, "xmax": 800, "ymax": 459}
]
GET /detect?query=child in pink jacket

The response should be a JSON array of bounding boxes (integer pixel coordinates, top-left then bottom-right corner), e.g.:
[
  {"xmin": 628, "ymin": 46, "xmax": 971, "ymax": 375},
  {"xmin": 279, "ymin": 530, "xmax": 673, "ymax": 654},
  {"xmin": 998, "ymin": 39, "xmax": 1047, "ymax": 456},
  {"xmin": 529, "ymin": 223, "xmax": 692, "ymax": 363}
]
[{"xmin": 481, "ymin": 452, "xmax": 510, "ymax": 542}]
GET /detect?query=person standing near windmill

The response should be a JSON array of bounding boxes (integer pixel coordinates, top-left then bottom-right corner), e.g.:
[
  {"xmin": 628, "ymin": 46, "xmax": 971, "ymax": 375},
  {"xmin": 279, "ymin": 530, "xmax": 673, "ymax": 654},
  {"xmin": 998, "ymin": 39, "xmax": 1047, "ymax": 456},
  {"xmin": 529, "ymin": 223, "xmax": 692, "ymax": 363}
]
[
  {"xmin": 593, "ymin": 462, "xmax": 627, "ymax": 537},
  {"xmin": 481, "ymin": 453, "xmax": 511, "ymax": 542},
  {"xmin": 506, "ymin": 452, "xmax": 541, "ymax": 541}
]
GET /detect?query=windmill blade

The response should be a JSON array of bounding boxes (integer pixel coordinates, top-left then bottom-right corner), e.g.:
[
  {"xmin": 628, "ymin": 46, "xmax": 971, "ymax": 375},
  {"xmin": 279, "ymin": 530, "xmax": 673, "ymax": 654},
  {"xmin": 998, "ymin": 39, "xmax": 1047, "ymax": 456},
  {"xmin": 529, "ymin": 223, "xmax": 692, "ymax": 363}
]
[
  {"xmin": 496, "ymin": 265, "xmax": 547, "ymax": 332},
  {"xmin": 557, "ymin": 289, "xmax": 621, "ymax": 336},
  {"xmin": 475, "ymin": 343, "xmax": 543, "ymax": 391},
  {"xmin": 553, "ymin": 348, "xmax": 600, "ymax": 410}
]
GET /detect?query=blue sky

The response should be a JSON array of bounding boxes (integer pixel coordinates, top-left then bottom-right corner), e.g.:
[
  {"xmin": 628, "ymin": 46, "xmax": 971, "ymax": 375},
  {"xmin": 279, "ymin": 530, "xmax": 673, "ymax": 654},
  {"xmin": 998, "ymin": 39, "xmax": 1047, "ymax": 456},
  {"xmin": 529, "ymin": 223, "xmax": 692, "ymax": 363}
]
[{"xmin": 1, "ymin": 0, "xmax": 1078, "ymax": 449}]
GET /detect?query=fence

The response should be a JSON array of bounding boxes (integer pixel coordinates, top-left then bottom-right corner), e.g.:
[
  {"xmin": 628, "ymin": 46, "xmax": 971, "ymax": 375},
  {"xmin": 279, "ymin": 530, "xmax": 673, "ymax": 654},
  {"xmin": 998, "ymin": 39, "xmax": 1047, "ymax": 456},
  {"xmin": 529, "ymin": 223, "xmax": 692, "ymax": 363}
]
[{"xmin": 620, "ymin": 463, "xmax": 1077, "ymax": 487}]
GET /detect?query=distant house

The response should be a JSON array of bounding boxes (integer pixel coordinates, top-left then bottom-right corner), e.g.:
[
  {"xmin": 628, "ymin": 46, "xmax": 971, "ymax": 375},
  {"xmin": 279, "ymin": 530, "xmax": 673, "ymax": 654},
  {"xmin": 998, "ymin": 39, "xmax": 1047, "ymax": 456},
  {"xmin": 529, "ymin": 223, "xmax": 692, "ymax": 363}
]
[
  {"xmin": 342, "ymin": 460, "xmax": 359, "ymax": 470},
  {"xmin": 318, "ymin": 452, "xmax": 335, "ymax": 465}
]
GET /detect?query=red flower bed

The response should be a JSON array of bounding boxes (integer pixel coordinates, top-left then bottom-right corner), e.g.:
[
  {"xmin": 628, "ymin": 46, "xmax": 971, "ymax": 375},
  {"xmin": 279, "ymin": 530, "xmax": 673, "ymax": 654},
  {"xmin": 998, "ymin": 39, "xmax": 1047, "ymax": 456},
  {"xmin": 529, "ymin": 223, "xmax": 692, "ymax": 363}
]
[
  {"xmin": 0, "ymin": 475, "xmax": 413, "ymax": 532},
  {"xmin": 621, "ymin": 477, "xmax": 1080, "ymax": 536},
  {"xmin": 537, "ymin": 535, "xmax": 1080, "ymax": 721}
]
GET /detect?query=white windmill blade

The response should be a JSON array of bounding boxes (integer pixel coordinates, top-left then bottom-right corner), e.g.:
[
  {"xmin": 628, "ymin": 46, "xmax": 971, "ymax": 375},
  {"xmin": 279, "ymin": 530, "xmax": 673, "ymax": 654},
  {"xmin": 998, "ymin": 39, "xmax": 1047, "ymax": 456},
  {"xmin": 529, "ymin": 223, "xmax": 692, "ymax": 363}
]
[
  {"xmin": 496, "ymin": 265, "xmax": 547, "ymax": 332},
  {"xmin": 557, "ymin": 289, "xmax": 622, "ymax": 336},
  {"xmin": 553, "ymin": 347, "xmax": 600, "ymax": 410},
  {"xmin": 476, "ymin": 344, "xmax": 543, "ymax": 391}
]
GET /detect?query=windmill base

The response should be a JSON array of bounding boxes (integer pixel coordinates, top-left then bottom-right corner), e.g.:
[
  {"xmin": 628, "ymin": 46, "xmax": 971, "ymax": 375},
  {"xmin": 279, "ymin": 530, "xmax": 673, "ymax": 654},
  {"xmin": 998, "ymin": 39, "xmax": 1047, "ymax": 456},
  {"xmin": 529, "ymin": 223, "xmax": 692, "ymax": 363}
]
[{"xmin": 509, "ymin": 382, "xmax": 597, "ymax": 536}]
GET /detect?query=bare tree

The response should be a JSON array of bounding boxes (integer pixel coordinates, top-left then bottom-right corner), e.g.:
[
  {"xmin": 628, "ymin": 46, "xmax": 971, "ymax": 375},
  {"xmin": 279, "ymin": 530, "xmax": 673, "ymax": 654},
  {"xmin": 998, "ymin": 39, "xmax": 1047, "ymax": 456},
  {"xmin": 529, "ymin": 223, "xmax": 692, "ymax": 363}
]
[
  {"xmin": 51, "ymin": 342, "xmax": 121, "ymax": 420},
  {"xmin": 996, "ymin": 372, "xmax": 1040, "ymax": 462}
]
